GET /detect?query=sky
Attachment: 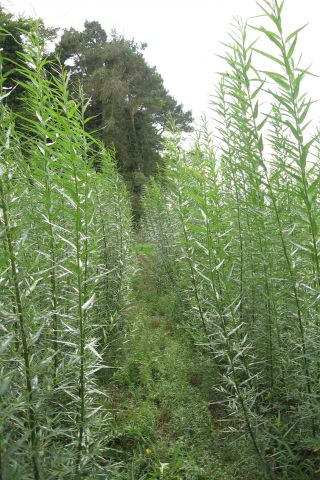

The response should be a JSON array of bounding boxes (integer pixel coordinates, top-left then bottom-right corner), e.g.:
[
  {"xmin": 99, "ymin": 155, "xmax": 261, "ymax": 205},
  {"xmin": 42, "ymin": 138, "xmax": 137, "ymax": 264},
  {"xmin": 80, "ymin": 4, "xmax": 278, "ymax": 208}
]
[{"xmin": 3, "ymin": 0, "xmax": 320, "ymax": 126}]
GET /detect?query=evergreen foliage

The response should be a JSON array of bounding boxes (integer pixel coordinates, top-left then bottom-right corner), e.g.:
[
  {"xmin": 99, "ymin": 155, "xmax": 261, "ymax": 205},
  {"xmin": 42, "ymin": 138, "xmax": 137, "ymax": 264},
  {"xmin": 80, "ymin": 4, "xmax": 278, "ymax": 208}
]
[{"xmin": 56, "ymin": 22, "xmax": 193, "ymax": 218}]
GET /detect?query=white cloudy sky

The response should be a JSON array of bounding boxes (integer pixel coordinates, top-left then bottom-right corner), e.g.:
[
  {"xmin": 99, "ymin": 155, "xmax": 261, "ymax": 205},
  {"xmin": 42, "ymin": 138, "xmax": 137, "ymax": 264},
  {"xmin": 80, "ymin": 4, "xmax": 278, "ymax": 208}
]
[{"xmin": 3, "ymin": 0, "xmax": 320, "ymax": 125}]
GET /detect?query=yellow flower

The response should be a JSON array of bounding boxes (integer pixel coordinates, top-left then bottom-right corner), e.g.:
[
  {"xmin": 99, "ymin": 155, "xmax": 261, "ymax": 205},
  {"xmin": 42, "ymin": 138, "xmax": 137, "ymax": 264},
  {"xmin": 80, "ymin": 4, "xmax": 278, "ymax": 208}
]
[{"xmin": 145, "ymin": 448, "xmax": 152, "ymax": 457}]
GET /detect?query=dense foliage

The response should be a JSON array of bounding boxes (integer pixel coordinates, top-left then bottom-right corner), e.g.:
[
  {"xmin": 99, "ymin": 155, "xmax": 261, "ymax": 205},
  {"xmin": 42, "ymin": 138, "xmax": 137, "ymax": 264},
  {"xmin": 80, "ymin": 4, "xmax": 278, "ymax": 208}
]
[
  {"xmin": 56, "ymin": 21, "xmax": 192, "ymax": 216},
  {"xmin": 0, "ymin": 29, "xmax": 132, "ymax": 478},
  {"xmin": 3, "ymin": 0, "xmax": 320, "ymax": 478},
  {"xmin": 143, "ymin": 1, "xmax": 320, "ymax": 478},
  {"xmin": 0, "ymin": 6, "xmax": 57, "ymax": 113},
  {"xmin": 0, "ymin": 7, "xmax": 192, "ymax": 219}
]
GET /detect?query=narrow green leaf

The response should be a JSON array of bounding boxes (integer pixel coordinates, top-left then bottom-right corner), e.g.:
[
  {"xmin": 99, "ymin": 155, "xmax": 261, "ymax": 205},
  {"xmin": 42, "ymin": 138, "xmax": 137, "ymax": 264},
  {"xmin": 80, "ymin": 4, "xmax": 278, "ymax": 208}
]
[
  {"xmin": 263, "ymin": 71, "xmax": 290, "ymax": 90},
  {"xmin": 286, "ymin": 23, "xmax": 309, "ymax": 43},
  {"xmin": 258, "ymin": 134, "xmax": 264, "ymax": 152},
  {"xmin": 253, "ymin": 26, "xmax": 282, "ymax": 49},
  {"xmin": 299, "ymin": 100, "xmax": 311, "ymax": 125},
  {"xmin": 253, "ymin": 47, "xmax": 284, "ymax": 66},
  {"xmin": 257, "ymin": 114, "xmax": 269, "ymax": 131},
  {"xmin": 285, "ymin": 120, "xmax": 300, "ymax": 141},
  {"xmin": 287, "ymin": 34, "xmax": 298, "ymax": 60},
  {"xmin": 301, "ymin": 137, "xmax": 316, "ymax": 167}
]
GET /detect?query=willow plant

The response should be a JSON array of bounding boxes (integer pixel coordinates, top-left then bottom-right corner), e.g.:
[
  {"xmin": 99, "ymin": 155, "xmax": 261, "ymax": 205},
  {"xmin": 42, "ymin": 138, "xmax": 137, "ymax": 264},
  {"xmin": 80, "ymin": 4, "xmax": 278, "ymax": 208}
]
[
  {"xmin": 0, "ymin": 26, "xmax": 133, "ymax": 479},
  {"xmin": 142, "ymin": 1, "xmax": 320, "ymax": 476},
  {"xmin": 0, "ymin": 105, "xmax": 42, "ymax": 479},
  {"xmin": 165, "ymin": 124, "xmax": 266, "ymax": 469}
]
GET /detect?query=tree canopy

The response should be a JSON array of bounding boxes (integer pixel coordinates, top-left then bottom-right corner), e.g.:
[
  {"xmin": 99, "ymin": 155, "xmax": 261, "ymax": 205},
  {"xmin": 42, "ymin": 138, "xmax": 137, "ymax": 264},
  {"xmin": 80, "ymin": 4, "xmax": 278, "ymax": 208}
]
[
  {"xmin": 0, "ymin": 6, "xmax": 57, "ymax": 112},
  {"xmin": 0, "ymin": 8, "xmax": 193, "ymax": 217},
  {"xmin": 0, "ymin": 6, "xmax": 33, "ymax": 112},
  {"xmin": 56, "ymin": 21, "xmax": 193, "ymax": 213}
]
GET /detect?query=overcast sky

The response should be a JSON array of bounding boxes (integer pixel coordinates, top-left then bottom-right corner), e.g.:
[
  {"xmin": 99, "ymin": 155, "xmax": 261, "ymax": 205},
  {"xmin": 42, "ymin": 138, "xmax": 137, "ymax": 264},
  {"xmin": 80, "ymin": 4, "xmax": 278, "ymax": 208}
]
[{"xmin": 3, "ymin": 0, "xmax": 320, "ymax": 125}]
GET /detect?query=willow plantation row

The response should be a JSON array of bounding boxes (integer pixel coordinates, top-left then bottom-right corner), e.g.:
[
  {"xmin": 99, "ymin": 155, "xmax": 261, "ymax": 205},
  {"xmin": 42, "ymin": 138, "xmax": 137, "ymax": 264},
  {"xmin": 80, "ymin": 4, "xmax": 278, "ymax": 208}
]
[
  {"xmin": 0, "ymin": 30, "xmax": 132, "ymax": 478},
  {"xmin": 143, "ymin": 1, "xmax": 320, "ymax": 478}
]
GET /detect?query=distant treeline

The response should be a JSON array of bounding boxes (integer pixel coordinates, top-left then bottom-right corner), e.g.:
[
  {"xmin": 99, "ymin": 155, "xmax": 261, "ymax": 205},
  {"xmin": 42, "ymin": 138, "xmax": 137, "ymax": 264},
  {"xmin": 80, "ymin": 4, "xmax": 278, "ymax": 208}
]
[{"xmin": 0, "ymin": 5, "xmax": 193, "ymax": 218}]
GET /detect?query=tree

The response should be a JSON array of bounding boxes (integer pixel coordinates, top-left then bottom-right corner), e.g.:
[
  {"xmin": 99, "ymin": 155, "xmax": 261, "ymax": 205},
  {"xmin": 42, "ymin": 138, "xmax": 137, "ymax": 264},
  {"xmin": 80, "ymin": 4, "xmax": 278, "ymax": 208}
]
[
  {"xmin": 0, "ymin": 6, "xmax": 32, "ymax": 112},
  {"xmin": 0, "ymin": 5, "xmax": 57, "ymax": 113},
  {"xmin": 56, "ymin": 22, "xmax": 193, "ymax": 217}
]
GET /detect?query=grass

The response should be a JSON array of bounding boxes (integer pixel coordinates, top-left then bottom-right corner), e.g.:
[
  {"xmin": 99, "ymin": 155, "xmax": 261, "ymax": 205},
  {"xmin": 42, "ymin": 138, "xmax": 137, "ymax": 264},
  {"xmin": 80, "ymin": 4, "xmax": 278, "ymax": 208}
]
[{"xmin": 102, "ymin": 240, "xmax": 258, "ymax": 479}]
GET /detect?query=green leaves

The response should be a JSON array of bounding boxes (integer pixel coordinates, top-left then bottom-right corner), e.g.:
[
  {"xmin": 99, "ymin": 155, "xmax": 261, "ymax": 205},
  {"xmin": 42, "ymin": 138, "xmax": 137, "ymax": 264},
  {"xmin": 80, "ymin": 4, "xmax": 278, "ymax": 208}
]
[
  {"xmin": 143, "ymin": 2, "xmax": 320, "ymax": 477},
  {"xmin": 0, "ymin": 27, "xmax": 133, "ymax": 478},
  {"xmin": 253, "ymin": 48, "xmax": 284, "ymax": 67},
  {"xmin": 262, "ymin": 71, "xmax": 290, "ymax": 90},
  {"xmin": 257, "ymin": 134, "xmax": 264, "ymax": 152},
  {"xmin": 285, "ymin": 23, "xmax": 309, "ymax": 43},
  {"xmin": 55, "ymin": 21, "xmax": 192, "ymax": 219},
  {"xmin": 252, "ymin": 25, "xmax": 282, "ymax": 49}
]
